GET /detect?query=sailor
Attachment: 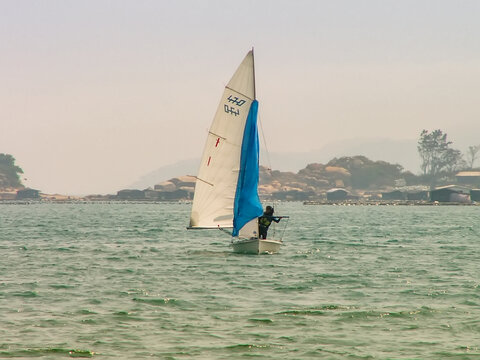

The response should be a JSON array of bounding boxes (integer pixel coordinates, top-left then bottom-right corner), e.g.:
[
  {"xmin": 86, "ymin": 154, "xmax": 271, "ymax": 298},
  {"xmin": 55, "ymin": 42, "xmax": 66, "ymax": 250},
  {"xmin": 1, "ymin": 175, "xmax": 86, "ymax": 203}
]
[{"xmin": 258, "ymin": 206, "xmax": 281, "ymax": 239}]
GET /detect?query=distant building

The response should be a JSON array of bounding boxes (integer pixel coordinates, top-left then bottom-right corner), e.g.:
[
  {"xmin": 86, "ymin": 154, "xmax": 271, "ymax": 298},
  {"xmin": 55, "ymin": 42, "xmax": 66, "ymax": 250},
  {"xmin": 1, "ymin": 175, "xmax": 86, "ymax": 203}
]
[
  {"xmin": 326, "ymin": 188, "xmax": 349, "ymax": 201},
  {"xmin": 430, "ymin": 185, "xmax": 470, "ymax": 203},
  {"xmin": 456, "ymin": 171, "xmax": 480, "ymax": 185},
  {"xmin": 470, "ymin": 189, "xmax": 480, "ymax": 202},
  {"xmin": 406, "ymin": 190, "xmax": 429, "ymax": 201},
  {"xmin": 16, "ymin": 188, "xmax": 40, "ymax": 199},
  {"xmin": 272, "ymin": 189, "xmax": 313, "ymax": 201},
  {"xmin": 0, "ymin": 191, "xmax": 18, "ymax": 200},
  {"xmin": 381, "ymin": 190, "xmax": 406, "ymax": 201},
  {"xmin": 157, "ymin": 189, "xmax": 191, "ymax": 201},
  {"xmin": 117, "ymin": 189, "xmax": 145, "ymax": 200},
  {"xmin": 171, "ymin": 175, "xmax": 196, "ymax": 188},
  {"xmin": 404, "ymin": 186, "xmax": 430, "ymax": 201},
  {"xmin": 382, "ymin": 186, "xmax": 429, "ymax": 201},
  {"xmin": 154, "ymin": 181, "xmax": 176, "ymax": 192},
  {"xmin": 152, "ymin": 176, "xmax": 195, "ymax": 200},
  {"xmin": 144, "ymin": 189, "xmax": 160, "ymax": 200}
]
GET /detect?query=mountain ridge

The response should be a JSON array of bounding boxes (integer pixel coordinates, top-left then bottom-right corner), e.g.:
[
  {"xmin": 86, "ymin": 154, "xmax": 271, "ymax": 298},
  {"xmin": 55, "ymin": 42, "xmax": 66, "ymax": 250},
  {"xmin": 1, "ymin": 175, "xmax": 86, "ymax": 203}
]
[{"xmin": 128, "ymin": 138, "xmax": 419, "ymax": 190}]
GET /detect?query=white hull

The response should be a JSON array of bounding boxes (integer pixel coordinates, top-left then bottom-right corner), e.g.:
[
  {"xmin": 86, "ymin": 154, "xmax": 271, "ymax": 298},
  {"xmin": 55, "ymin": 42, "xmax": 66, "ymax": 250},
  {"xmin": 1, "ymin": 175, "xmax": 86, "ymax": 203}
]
[{"xmin": 231, "ymin": 238, "xmax": 282, "ymax": 255}]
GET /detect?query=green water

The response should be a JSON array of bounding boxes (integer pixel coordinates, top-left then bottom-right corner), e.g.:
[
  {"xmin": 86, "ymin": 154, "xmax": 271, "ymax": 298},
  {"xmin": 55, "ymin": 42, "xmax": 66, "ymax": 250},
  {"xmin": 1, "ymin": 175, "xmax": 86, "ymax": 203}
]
[{"xmin": 1, "ymin": 202, "xmax": 479, "ymax": 359}]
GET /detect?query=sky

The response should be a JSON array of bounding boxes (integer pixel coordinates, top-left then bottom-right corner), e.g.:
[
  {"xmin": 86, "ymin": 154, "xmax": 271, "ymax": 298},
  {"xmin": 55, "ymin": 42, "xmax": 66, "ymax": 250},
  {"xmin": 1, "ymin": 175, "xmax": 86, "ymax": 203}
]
[{"xmin": 1, "ymin": 0, "xmax": 479, "ymax": 194}]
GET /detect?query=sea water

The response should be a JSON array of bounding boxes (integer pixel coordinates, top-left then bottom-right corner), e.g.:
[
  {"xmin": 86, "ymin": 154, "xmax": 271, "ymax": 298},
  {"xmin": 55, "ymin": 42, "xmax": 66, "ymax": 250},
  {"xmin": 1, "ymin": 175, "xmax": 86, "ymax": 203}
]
[{"xmin": 0, "ymin": 202, "xmax": 479, "ymax": 359}]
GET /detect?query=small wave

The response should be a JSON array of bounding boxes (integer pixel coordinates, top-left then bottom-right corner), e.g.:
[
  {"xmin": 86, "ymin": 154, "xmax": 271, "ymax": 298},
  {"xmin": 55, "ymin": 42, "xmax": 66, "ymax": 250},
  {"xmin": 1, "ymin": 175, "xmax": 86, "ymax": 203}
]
[
  {"xmin": 225, "ymin": 343, "xmax": 271, "ymax": 351},
  {"xmin": 112, "ymin": 311, "xmax": 144, "ymax": 322},
  {"xmin": 308, "ymin": 347, "xmax": 357, "ymax": 358},
  {"xmin": 106, "ymin": 257, "xmax": 122, "ymax": 262},
  {"xmin": 133, "ymin": 297, "xmax": 181, "ymax": 307},
  {"xmin": 461, "ymin": 300, "xmax": 480, "ymax": 306},
  {"xmin": 77, "ymin": 309, "xmax": 98, "ymax": 315},
  {"xmin": 274, "ymin": 284, "xmax": 313, "ymax": 292},
  {"xmin": 49, "ymin": 284, "xmax": 75, "ymax": 289},
  {"xmin": 316, "ymin": 273, "xmax": 344, "ymax": 279},
  {"xmin": 11, "ymin": 291, "xmax": 38, "ymax": 298},
  {"xmin": 186, "ymin": 250, "xmax": 230, "ymax": 257},
  {"xmin": 248, "ymin": 318, "xmax": 274, "ymax": 324},
  {"xmin": 321, "ymin": 304, "xmax": 357, "ymax": 310},
  {"xmin": 291, "ymin": 253, "xmax": 309, "ymax": 259},
  {"xmin": 0, "ymin": 348, "xmax": 94, "ymax": 358},
  {"xmin": 278, "ymin": 305, "xmax": 356, "ymax": 316},
  {"xmin": 56, "ymin": 247, "xmax": 77, "ymax": 252},
  {"xmin": 278, "ymin": 309, "xmax": 325, "ymax": 316},
  {"xmin": 113, "ymin": 310, "xmax": 130, "ymax": 316},
  {"xmin": 336, "ymin": 306, "xmax": 436, "ymax": 322},
  {"xmin": 454, "ymin": 345, "xmax": 480, "ymax": 352}
]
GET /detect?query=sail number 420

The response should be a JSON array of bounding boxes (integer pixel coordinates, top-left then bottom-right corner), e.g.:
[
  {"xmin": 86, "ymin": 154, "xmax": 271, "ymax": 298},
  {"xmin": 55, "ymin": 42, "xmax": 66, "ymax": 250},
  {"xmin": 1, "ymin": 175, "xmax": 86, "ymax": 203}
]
[
  {"xmin": 224, "ymin": 95, "xmax": 246, "ymax": 116},
  {"xmin": 227, "ymin": 95, "xmax": 246, "ymax": 106}
]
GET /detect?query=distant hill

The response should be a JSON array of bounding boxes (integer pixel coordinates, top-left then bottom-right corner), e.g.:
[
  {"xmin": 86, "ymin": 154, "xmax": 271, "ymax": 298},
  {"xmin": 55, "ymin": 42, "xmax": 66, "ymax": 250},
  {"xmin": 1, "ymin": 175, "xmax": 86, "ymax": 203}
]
[
  {"xmin": 129, "ymin": 138, "xmax": 419, "ymax": 190},
  {"xmin": 257, "ymin": 155, "xmax": 416, "ymax": 200},
  {"xmin": 121, "ymin": 155, "xmax": 419, "ymax": 202},
  {"xmin": 264, "ymin": 138, "xmax": 419, "ymax": 173},
  {"xmin": 128, "ymin": 158, "xmax": 199, "ymax": 190}
]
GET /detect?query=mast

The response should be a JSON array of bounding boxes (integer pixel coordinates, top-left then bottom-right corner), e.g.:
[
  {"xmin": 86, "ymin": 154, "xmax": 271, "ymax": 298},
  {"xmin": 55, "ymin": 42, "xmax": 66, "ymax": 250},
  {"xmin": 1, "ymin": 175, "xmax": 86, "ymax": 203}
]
[{"xmin": 252, "ymin": 47, "xmax": 256, "ymax": 100}]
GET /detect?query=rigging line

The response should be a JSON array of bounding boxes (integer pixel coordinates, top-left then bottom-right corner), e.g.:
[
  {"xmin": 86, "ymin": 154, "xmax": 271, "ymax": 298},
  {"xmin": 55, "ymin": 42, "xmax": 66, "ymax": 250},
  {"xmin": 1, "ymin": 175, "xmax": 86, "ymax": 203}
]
[
  {"xmin": 257, "ymin": 111, "xmax": 272, "ymax": 173},
  {"xmin": 258, "ymin": 111, "xmax": 280, "ymax": 212}
]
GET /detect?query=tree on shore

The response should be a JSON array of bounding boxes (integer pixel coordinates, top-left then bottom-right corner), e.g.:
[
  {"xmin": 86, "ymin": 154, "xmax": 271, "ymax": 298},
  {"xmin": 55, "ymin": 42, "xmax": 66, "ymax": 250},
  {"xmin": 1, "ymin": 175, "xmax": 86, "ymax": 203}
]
[
  {"xmin": 466, "ymin": 145, "xmax": 480, "ymax": 169},
  {"xmin": 417, "ymin": 129, "xmax": 464, "ymax": 182},
  {"xmin": 0, "ymin": 153, "xmax": 24, "ymax": 188}
]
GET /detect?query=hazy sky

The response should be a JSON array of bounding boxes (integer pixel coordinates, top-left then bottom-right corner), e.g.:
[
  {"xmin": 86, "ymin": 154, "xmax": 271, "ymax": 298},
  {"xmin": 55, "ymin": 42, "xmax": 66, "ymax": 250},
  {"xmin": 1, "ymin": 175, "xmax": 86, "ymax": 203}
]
[{"xmin": 1, "ymin": 0, "xmax": 479, "ymax": 194}]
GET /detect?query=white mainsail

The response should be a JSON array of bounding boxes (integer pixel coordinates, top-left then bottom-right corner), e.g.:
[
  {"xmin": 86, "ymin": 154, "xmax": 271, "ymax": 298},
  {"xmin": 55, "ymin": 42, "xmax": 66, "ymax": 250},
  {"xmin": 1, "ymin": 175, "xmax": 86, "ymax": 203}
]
[{"xmin": 189, "ymin": 51, "xmax": 256, "ymax": 230}]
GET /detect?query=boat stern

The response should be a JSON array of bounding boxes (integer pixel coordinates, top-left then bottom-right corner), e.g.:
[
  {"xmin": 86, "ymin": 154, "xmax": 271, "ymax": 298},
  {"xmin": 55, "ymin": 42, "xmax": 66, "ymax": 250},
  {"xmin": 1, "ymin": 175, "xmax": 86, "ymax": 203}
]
[{"xmin": 231, "ymin": 238, "xmax": 282, "ymax": 255}]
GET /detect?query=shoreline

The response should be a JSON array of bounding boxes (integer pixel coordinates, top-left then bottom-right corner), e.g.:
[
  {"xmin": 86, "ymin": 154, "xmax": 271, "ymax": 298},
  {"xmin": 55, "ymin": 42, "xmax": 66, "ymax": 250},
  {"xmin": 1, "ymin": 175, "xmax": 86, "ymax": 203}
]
[
  {"xmin": 303, "ymin": 200, "xmax": 479, "ymax": 206},
  {"xmin": 0, "ymin": 199, "xmax": 478, "ymax": 206}
]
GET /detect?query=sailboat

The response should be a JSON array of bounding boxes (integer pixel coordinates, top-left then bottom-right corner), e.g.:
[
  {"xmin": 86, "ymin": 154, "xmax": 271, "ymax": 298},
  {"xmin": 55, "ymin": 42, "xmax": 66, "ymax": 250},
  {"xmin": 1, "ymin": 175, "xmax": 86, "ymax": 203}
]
[{"xmin": 188, "ymin": 49, "xmax": 287, "ymax": 254}]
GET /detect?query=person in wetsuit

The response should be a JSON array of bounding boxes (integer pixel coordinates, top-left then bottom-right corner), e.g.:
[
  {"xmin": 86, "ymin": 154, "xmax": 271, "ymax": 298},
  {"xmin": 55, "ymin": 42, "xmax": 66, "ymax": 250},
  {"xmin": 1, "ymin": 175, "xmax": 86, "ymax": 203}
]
[{"xmin": 258, "ymin": 206, "xmax": 281, "ymax": 239}]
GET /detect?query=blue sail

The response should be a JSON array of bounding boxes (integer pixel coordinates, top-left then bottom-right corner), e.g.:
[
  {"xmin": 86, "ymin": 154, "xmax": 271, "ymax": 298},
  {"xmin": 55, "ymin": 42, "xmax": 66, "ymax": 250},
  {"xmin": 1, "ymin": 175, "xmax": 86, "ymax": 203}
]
[{"xmin": 232, "ymin": 100, "xmax": 263, "ymax": 237}]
